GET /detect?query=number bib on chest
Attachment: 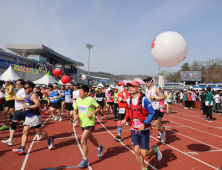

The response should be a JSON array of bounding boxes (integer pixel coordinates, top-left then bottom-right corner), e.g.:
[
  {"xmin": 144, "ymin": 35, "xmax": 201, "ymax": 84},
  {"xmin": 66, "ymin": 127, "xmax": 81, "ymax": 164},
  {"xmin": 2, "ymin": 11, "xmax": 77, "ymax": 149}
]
[
  {"xmin": 65, "ymin": 97, "xmax": 71, "ymax": 103},
  {"xmin": 97, "ymin": 98, "xmax": 102, "ymax": 102},
  {"xmin": 5, "ymin": 93, "xmax": 8, "ymax": 98},
  {"xmin": 78, "ymin": 105, "xmax": 88, "ymax": 114},
  {"xmin": 119, "ymin": 108, "xmax": 125, "ymax": 114},
  {"xmin": 50, "ymin": 97, "xmax": 53, "ymax": 102},
  {"xmin": 132, "ymin": 119, "xmax": 142, "ymax": 129}
]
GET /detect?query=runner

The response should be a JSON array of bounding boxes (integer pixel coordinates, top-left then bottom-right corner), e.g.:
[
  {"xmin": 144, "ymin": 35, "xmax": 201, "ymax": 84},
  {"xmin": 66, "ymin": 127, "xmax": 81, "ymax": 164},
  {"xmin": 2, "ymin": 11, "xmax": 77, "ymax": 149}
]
[
  {"xmin": 122, "ymin": 80, "xmax": 162, "ymax": 170},
  {"xmin": 64, "ymin": 83, "xmax": 74, "ymax": 123},
  {"xmin": 114, "ymin": 81, "xmax": 130, "ymax": 142},
  {"xmin": 51, "ymin": 83, "xmax": 62, "ymax": 121},
  {"xmin": 73, "ymin": 85, "xmax": 104, "ymax": 168},
  {"xmin": 60, "ymin": 85, "xmax": 65, "ymax": 115},
  {"xmin": 48, "ymin": 84, "xmax": 54, "ymax": 119},
  {"xmin": 12, "ymin": 81, "xmax": 54, "ymax": 154},
  {"xmin": 72, "ymin": 83, "xmax": 80, "ymax": 124},
  {"xmin": 35, "ymin": 85, "xmax": 43, "ymax": 108},
  {"xmin": 106, "ymin": 88, "xmax": 114, "ymax": 118},
  {"xmin": 0, "ymin": 78, "xmax": 15, "ymax": 131},
  {"xmin": 166, "ymin": 91, "xmax": 172, "ymax": 114},
  {"xmin": 41, "ymin": 85, "xmax": 49, "ymax": 113},
  {"xmin": 143, "ymin": 77, "xmax": 166, "ymax": 143},
  {"xmin": 2, "ymin": 79, "xmax": 26, "ymax": 146},
  {"xmin": 96, "ymin": 86, "xmax": 106, "ymax": 121},
  {"xmin": 113, "ymin": 87, "xmax": 118, "ymax": 121}
]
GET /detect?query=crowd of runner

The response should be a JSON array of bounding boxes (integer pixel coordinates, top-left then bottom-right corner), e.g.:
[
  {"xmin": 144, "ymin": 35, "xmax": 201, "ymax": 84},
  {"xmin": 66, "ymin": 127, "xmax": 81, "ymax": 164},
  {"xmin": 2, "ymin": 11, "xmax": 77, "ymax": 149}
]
[{"xmin": 1, "ymin": 77, "xmax": 204, "ymax": 170}]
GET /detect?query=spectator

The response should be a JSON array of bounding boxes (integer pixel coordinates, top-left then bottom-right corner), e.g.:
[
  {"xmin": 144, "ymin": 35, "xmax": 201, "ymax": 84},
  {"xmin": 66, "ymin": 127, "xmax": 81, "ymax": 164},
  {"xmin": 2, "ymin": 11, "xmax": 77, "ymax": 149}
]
[
  {"xmin": 37, "ymin": 63, "xmax": 40, "ymax": 69},
  {"xmin": 183, "ymin": 90, "xmax": 188, "ymax": 109},
  {"xmin": 214, "ymin": 91, "xmax": 221, "ymax": 111},
  {"xmin": 191, "ymin": 90, "xmax": 198, "ymax": 108},
  {"xmin": 187, "ymin": 91, "xmax": 192, "ymax": 108},
  {"xmin": 204, "ymin": 87, "xmax": 213, "ymax": 122},
  {"xmin": 6, "ymin": 60, "xmax": 10, "ymax": 64},
  {"xmin": 200, "ymin": 89, "xmax": 207, "ymax": 115},
  {"xmin": 179, "ymin": 90, "xmax": 184, "ymax": 104},
  {"xmin": 27, "ymin": 62, "xmax": 30, "ymax": 67}
]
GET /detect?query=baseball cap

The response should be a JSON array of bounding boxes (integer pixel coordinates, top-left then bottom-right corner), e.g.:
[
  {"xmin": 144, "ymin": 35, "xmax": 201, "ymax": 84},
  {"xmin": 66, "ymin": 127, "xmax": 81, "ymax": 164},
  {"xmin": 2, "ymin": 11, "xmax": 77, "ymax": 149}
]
[
  {"xmin": 126, "ymin": 80, "xmax": 140, "ymax": 87},
  {"xmin": 42, "ymin": 85, "xmax": 46, "ymax": 87},
  {"xmin": 143, "ymin": 77, "xmax": 153, "ymax": 82},
  {"xmin": 65, "ymin": 83, "xmax": 71, "ymax": 86},
  {"xmin": 116, "ymin": 81, "xmax": 125, "ymax": 86},
  {"xmin": 4, "ymin": 78, "xmax": 11, "ymax": 82}
]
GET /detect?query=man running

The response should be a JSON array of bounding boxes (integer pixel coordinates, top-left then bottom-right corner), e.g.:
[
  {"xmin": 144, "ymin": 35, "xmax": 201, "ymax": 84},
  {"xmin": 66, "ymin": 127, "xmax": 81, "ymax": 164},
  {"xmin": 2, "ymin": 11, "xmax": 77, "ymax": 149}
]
[
  {"xmin": 122, "ymin": 80, "xmax": 162, "ymax": 170},
  {"xmin": 73, "ymin": 85, "xmax": 104, "ymax": 168},
  {"xmin": 51, "ymin": 83, "xmax": 62, "ymax": 121},
  {"xmin": 60, "ymin": 85, "xmax": 65, "ymax": 115},
  {"xmin": 48, "ymin": 84, "xmax": 54, "ymax": 119},
  {"xmin": 2, "ymin": 79, "xmax": 26, "ymax": 145},
  {"xmin": 12, "ymin": 81, "xmax": 54, "ymax": 154},
  {"xmin": 113, "ymin": 87, "xmax": 118, "ymax": 121},
  {"xmin": 0, "ymin": 78, "xmax": 15, "ymax": 131},
  {"xmin": 96, "ymin": 86, "xmax": 106, "ymax": 121},
  {"xmin": 41, "ymin": 85, "xmax": 49, "ymax": 113},
  {"xmin": 64, "ymin": 83, "xmax": 74, "ymax": 123},
  {"xmin": 144, "ymin": 77, "xmax": 166, "ymax": 142},
  {"xmin": 114, "ymin": 81, "xmax": 130, "ymax": 142},
  {"xmin": 72, "ymin": 83, "xmax": 80, "ymax": 124}
]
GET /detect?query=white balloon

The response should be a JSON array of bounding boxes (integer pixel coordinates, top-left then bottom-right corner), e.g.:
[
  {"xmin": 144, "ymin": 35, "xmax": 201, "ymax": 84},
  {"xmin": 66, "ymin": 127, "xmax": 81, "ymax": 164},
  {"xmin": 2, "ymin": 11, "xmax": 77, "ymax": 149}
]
[
  {"xmin": 81, "ymin": 74, "xmax": 86, "ymax": 80},
  {"xmin": 151, "ymin": 31, "xmax": 187, "ymax": 68}
]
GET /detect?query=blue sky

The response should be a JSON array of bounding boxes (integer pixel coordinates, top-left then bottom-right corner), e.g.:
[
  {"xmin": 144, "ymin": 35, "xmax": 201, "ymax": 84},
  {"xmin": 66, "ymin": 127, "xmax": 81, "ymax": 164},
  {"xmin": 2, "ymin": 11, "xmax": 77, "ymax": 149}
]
[{"xmin": 0, "ymin": 0, "xmax": 222, "ymax": 76}]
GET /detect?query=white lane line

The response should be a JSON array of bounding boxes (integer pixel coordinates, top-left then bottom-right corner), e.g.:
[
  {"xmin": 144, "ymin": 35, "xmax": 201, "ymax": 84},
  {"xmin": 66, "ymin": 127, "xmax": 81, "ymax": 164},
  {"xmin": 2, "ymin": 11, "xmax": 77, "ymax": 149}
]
[
  {"xmin": 185, "ymin": 149, "xmax": 222, "ymax": 154},
  {"xmin": 169, "ymin": 114, "xmax": 222, "ymax": 129},
  {"xmin": 162, "ymin": 118, "xmax": 222, "ymax": 139},
  {"xmin": 96, "ymin": 116, "xmax": 158, "ymax": 170},
  {"xmin": 150, "ymin": 136, "xmax": 220, "ymax": 170},
  {"xmin": 73, "ymin": 124, "xmax": 92, "ymax": 170},
  {"xmin": 21, "ymin": 115, "xmax": 51, "ymax": 170},
  {"xmin": 165, "ymin": 128, "xmax": 221, "ymax": 150}
]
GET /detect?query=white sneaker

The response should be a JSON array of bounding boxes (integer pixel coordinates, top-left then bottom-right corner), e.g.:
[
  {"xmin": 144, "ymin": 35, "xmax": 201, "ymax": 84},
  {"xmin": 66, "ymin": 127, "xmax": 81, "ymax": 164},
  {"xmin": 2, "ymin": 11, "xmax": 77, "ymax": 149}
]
[
  {"xmin": 48, "ymin": 138, "xmax": 54, "ymax": 150},
  {"xmin": 161, "ymin": 131, "xmax": 166, "ymax": 143},
  {"xmin": 59, "ymin": 117, "xmax": 63, "ymax": 121},
  {"xmin": 54, "ymin": 116, "xmax": 58, "ymax": 121},
  {"xmin": 61, "ymin": 113, "xmax": 64, "ymax": 116},
  {"xmin": 36, "ymin": 134, "xmax": 42, "ymax": 141},
  {"xmin": 73, "ymin": 120, "xmax": 79, "ymax": 126},
  {"xmin": 126, "ymin": 122, "xmax": 129, "ymax": 126},
  {"xmin": 2, "ymin": 139, "xmax": 12, "ymax": 146}
]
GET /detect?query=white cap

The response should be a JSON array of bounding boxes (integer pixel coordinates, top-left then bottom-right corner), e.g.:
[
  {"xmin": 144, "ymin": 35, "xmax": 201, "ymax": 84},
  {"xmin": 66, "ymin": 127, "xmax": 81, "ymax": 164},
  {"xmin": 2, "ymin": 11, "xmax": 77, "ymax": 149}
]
[
  {"xmin": 4, "ymin": 78, "xmax": 11, "ymax": 82},
  {"xmin": 42, "ymin": 85, "xmax": 46, "ymax": 87},
  {"xmin": 65, "ymin": 83, "xmax": 71, "ymax": 86}
]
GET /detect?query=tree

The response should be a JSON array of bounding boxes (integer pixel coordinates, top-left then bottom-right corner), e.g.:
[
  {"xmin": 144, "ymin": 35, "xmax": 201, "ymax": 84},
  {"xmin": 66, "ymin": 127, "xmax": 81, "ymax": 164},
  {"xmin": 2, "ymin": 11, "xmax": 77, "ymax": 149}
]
[{"xmin": 181, "ymin": 62, "xmax": 190, "ymax": 71}]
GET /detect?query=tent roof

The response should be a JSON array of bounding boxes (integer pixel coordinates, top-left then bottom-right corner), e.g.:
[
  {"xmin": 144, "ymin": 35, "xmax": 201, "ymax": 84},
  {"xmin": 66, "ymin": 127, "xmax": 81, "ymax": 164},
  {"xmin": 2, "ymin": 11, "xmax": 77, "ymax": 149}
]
[
  {"xmin": 0, "ymin": 65, "xmax": 20, "ymax": 81},
  {"xmin": 33, "ymin": 72, "xmax": 59, "ymax": 85}
]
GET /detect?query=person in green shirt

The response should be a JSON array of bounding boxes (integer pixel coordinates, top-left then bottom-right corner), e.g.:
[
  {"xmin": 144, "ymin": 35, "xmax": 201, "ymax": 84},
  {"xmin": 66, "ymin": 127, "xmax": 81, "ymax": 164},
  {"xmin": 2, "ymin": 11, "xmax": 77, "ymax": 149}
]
[
  {"xmin": 204, "ymin": 87, "xmax": 213, "ymax": 122},
  {"xmin": 73, "ymin": 85, "xmax": 104, "ymax": 168}
]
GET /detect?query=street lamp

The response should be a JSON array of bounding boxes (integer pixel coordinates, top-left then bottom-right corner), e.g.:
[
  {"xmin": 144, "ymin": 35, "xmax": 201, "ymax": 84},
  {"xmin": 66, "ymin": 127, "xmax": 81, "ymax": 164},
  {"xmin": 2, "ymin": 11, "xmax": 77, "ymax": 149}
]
[{"xmin": 86, "ymin": 43, "xmax": 93, "ymax": 75}]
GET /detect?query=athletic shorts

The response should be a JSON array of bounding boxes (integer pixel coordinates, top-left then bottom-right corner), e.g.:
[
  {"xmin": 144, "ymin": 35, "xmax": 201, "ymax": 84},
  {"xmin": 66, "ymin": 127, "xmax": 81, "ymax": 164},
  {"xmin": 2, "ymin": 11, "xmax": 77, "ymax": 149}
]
[
  {"xmin": 167, "ymin": 102, "xmax": 172, "ymax": 104},
  {"xmin": 81, "ymin": 126, "xmax": 94, "ymax": 132},
  {"xmin": 24, "ymin": 115, "xmax": 41, "ymax": 128},
  {"xmin": 52, "ymin": 102, "xmax": 61, "ymax": 109},
  {"xmin": 42, "ymin": 100, "xmax": 48, "ymax": 104},
  {"xmin": 4, "ymin": 100, "xmax": 15, "ymax": 108},
  {"xmin": 131, "ymin": 129, "xmax": 150, "ymax": 149},
  {"xmin": 13, "ymin": 110, "xmax": 26, "ymax": 121},
  {"xmin": 118, "ymin": 110, "xmax": 126, "ymax": 120},
  {"xmin": 0, "ymin": 103, "xmax": 4, "ymax": 111},
  {"xmin": 66, "ymin": 103, "xmax": 74, "ymax": 111},
  {"xmin": 153, "ymin": 110, "xmax": 163, "ymax": 120},
  {"xmin": 61, "ymin": 99, "xmax": 65, "ymax": 102},
  {"xmin": 49, "ymin": 103, "xmax": 53, "ymax": 107},
  {"xmin": 107, "ymin": 102, "xmax": 114, "ymax": 106},
  {"xmin": 98, "ymin": 102, "xmax": 104, "ymax": 110}
]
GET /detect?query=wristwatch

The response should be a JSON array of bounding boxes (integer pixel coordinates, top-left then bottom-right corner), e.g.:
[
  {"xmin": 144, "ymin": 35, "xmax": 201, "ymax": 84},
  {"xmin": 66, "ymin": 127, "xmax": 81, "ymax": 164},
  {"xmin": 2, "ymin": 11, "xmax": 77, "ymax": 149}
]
[
  {"xmin": 143, "ymin": 122, "xmax": 147, "ymax": 126},
  {"xmin": 153, "ymin": 97, "xmax": 156, "ymax": 100}
]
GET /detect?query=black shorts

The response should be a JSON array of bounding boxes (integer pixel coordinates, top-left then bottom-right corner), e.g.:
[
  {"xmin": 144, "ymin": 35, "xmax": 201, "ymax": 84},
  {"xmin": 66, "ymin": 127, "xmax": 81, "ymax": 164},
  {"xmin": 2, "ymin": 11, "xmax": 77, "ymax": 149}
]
[
  {"xmin": 52, "ymin": 102, "xmax": 61, "ymax": 109},
  {"xmin": 81, "ymin": 126, "xmax": 94, "ymax": 132},
  {"xmin": 98, "ymin": 102, "xmax": 104, "ymax": 109},
  {"xmin": 61, "ymin": 99, "xmax": 65, "ymax": 102},
  {"xmin": 4, "ymin": 100, "xmax": 15, "ymax": 108},
  {"xmin": 66, "ymin": 103, "xmax": 73, "ymax": 111},
  {"xmin": 107, "ymin": 102, "xmax": 114, "ymax": 106},
  {"xmin": 13, "ymin": 110, "xmax": 26, "ymax": 121},
  {"xmin": 24, "ymin": 124, "xmax": 41, "ymax": 129},
  {"xmin": 0, "ymin": 103, "xmax": 4, "ymax": 111},
  {"xmin": 153, "ymin": 110, "xmax": 163, "ymax": 120},
  {"xmin": 42, "ymin": 100, "xmax": 48, "ymax": 105},
  {"xmin": 167, "ymin": 102, "xmax": 172, "ymax": 105},
  {"xmin": 118, "ymin": 110, "xmax": 126, "ymax": 120},
  {"xmin": 49, "ymin": 103, "xmax": 53, "ymax": 107}
]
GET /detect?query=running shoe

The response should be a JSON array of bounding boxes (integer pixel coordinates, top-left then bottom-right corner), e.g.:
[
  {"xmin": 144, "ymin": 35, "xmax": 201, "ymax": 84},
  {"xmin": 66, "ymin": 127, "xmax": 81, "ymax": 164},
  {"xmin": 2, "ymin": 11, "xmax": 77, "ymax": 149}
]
[
  {"xmin": 78, "ymin": 158, "xmax": 88, "ymax": 168},
  {"xmin": 59, "ymin": 117, "xmax": 63, "ymax": 121},
  {"xmin": 114, "ymin": 136, "xmax": 121, "ymax": 142},
  {"xmin": 36, "ymin": 134, "xmax": 42, "ymax": 141},
  {"xmin": 69, "ymin": 119, "xmax": 74, "ymax": 123},
  {"xmin": 48, "ymin": 138, "xmax": 54, "ymax": 150},
  {"xmin": 61, "ymin": 113, "xmax": 64, "ymax": 115},
  {"xmin": 152, "ymin": 145, "xmax": 162, "ymax": 161},
  {"xmin": 161, "ymin": 131, "xmax": 166, "ymax": 143},
  {"xmin": 167, "ymin": 112, "xmax": 169, "ymax": 115},
  {"xmin": 0, "ymin": 125, "xmax": 8, "ymax": 131},
  {"xmin": 203, "ymin": 118, "xmax": 208, "ymax": 121},
  {"xmin": 126, "ymin": 122, "xmax": 129, "ymax": 126},
  {"xmin": 170, "ymin": 109, "xmax": 172, "ymax": 113},
  {"xmin": 54, "ymin": 116, "xmax": 58, "ymax": 121},
  {"xmin": 22, "ymin": 120, "xmax": 25, "ymax": 125},
  {"xmin": 114, "ymin": 118, "xmax": 118, "ymax": 121},
  {"xmin": 2, "ymin": 139, "xmax": 12, "ymax": 146},
  {"xmin": 207, "ymin": 119, "xmax": 212, "ymax": 122},
  {"xmin": 51, "ymin": 117, "xmax": 55, "ymax": 120},
  {"xmin": 157, "ymin": 132, "xmax": 161, "ymax": 140},
  {"xmin": 12, "ymin": 147, "xmax": 25, "ymax": 155},
  {"xmin": 97, "ymin": 145, "xmax": 104, "ymax": 158}
]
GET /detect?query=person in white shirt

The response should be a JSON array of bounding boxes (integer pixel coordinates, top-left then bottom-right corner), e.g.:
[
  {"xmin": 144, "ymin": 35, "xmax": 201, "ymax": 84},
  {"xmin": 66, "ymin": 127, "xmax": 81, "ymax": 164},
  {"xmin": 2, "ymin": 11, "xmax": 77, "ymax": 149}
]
[
  {"xmin": 72, "ymin": 84, "xmax": 80, "ymax": 124},
  {"xmin": 2, "ymin": 79, "xmax": 27, "ymax": 146},
  {"xmin": 214, "ymin": 91, "xmax": 221, "ymax": 111}
]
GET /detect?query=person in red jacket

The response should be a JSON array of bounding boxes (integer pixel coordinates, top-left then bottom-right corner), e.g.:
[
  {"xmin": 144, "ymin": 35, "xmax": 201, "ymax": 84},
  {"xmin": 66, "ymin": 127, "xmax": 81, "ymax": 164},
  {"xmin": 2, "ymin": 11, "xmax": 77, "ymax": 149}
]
[
  {"xmin": 187, "ymin": 91, "xmax": 192, "ymax": 108},
  {"xmin": 114, "ymin": 81, "xmax": 130, "ymax": 142}
]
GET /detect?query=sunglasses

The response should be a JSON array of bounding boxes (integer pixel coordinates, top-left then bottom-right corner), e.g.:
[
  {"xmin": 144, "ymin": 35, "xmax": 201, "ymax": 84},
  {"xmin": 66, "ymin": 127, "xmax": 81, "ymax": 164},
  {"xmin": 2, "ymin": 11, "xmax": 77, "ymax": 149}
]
[{"xmin": 24, "ymin": 85, "xmax": 31, "ymax": 89}]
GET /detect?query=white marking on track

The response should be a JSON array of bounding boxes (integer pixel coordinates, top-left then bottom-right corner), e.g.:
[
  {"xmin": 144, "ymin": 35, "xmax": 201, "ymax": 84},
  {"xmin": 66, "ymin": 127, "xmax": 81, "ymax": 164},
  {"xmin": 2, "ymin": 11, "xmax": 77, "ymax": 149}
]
[
  {"xmin": 185, "ymin": 149, "xmax": 222, "ymax": 154},
  {"xmin": 96, "ymin": 116, "xmax": 158, "ymax": 170},
  {"xmin": 73, "ymin": 124, "xmax": 92, "ymax": 170},
  {"xmin": 21, "ymin": 115, "xmax": 51, "ymax": 170}
]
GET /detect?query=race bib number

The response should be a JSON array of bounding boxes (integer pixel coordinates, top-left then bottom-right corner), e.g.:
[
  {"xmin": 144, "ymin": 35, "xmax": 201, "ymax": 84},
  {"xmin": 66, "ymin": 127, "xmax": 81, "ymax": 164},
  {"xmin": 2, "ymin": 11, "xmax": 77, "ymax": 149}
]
[
  {"xmin": 97, "ymin": 98, "xmax": 102, "ymax": 102},
  {"xmin": 65, "ymin": 97, "xmax": 71, "ymax": 103},
  {"xmin": 78, "ymin": 105, "xmax": 88, "ymax": 113},
  {"xmin": 5, "ymin": 93, "xmax": 8, "ymax": 98},
  {"xmin": 25, "ymin": 102, "xmax": 30, "ymax": 110},
  {"xmin": 50, "ymin": 97, "xmax": 53, "ymax": 102},
  {"xmin": 38, "ymin": 96, "xmax": 40, "ymax": 100},
  {"xmin": 132, "ymin": 119, "xmax": 142, "ymax": 129},
  {"xmin": 119, "ymin": 97, "xmax": 122, "ymax": 101},
  {"xmin": 119, "ymin": 108, "xmax": 125, "ymax": 114},
  {"xmin": 62, "ymin": 93, "xmax": 64, "ymax": 96}
]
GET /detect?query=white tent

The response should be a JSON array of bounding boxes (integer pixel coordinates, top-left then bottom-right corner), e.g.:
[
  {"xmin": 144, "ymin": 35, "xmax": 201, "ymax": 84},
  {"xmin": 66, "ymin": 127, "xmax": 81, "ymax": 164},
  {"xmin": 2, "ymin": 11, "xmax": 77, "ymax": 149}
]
[
  {"xmin": 0, "ymin": 65, "xmax": 20, "ymax": 81},
  {"xmin": 97, "ymin": 83, "xmax": 104, "ymax": 87},
  {"xmin": 33, "ymin": 72, "xmax": 59, "ymax": 85},
  {"xmin": 58, "ymin": 80, "xmax": 65, "ymax": 85}
]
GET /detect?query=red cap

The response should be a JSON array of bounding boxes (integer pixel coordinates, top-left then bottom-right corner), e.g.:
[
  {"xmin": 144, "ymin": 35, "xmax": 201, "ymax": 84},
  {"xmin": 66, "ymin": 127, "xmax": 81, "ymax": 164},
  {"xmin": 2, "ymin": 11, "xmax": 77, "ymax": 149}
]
[
  {"xmin": 126, "ymin": 80, "xmax": 140, "ymax": 87},
  {"xmin": 116, "ymin": 81, "xmax": 125, "ymax": 86}
]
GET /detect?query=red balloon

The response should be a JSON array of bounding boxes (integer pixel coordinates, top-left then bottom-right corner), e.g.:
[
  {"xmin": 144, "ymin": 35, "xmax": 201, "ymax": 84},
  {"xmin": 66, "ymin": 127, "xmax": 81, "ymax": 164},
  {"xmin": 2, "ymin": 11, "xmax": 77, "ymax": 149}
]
[
  {"xmin": 52, "ymin": 68, "xmax": 62, "ymax": 77},
  {"xmin": 61, "ymin": 75, "xmax": 71, "ymax": 84}
]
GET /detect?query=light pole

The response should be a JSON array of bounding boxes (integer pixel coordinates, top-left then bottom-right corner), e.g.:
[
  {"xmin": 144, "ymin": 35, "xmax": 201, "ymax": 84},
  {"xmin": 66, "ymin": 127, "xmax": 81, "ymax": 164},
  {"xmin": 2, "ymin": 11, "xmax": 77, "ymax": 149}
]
[{"xmin": 86, "ymin": 43, "xmax": 93, "ymax": 75}]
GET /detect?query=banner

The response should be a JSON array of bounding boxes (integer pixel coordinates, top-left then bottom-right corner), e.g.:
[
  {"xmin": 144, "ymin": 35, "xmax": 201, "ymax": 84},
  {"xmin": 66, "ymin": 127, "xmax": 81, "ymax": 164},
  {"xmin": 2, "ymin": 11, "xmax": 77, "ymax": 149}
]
[{"xmin": 14, "ymin": 65, "xmax": 46, "ymax": 75}]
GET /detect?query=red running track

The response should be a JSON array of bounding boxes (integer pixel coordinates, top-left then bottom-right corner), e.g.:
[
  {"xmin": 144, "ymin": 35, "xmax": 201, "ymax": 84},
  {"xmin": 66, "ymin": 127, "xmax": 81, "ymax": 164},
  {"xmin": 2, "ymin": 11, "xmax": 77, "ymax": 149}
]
[{"xmin": 0, "ymin": 103, "xmax": 221, "ymax": 170}]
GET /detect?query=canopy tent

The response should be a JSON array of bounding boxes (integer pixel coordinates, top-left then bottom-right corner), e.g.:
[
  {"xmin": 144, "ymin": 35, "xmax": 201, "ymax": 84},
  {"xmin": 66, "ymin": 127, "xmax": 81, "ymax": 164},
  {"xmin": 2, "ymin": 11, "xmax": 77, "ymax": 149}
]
[
  {"xmin": 213, "ymin": 86, "xmax": 220, "ymax": 90},
  {"xmin": 98, "ymin": 79, "xmax": 107, "ymax": 83},
  {"xmin": 33, "ymin": 72, "xmax": 59, "ymax": 85},
  {"xmin": 0, "ymin": 65, "xmax": 20, "ymax": 81},
  {"xmin": 194, "ymin": 86, "xmax": 202, "ymax": 90},
  {"xmin": 97, "ymin": 83, "xmax": 104, "ymax": 87},
  {"xmin": 58, "ymin": 80, "xmax": 65, "ymax": 85}
]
